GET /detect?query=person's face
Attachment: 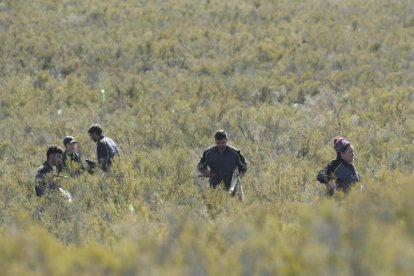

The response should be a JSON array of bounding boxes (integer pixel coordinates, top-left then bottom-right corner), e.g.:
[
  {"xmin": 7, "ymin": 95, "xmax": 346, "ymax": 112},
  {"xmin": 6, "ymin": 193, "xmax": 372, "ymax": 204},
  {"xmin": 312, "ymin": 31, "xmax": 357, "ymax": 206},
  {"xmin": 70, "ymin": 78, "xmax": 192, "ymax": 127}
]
[
  {"xmin": 50, "ymin": 153, "xmax": 62, "ymax": 166},
  {"xmin": 89, "ymin": 132, "xmax": 99, "ymax": 142},
  {"xmin": 215, "ymin": 138, "xmax": 227, "ymax": 151},
  {"xmin": 65, "ymin": 142, "xmax": 77, "ymax": 154},
  {"xmin": 340, "ymin": 145, "xmax": 355, "ymax": 163}
]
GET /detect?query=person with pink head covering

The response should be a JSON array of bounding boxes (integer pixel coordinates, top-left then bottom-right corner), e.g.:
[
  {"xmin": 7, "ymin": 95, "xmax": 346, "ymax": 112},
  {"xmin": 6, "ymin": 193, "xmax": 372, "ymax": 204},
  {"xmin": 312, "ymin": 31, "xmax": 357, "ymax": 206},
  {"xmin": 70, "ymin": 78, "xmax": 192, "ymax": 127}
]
[{"xmin": 317, "ymin": 136, "xmax": 360, "ymax": 195}]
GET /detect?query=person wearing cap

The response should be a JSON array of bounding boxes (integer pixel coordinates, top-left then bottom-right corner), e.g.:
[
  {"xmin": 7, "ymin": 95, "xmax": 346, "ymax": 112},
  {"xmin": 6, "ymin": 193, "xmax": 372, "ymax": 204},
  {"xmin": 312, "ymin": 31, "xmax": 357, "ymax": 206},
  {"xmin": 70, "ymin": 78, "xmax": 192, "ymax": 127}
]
[
  {"xmin": 88, "ymin": 124, "xmax": 120, "ymax": 172},
  {"xmin": 35, "ymin": 145, "xmax": 64, "ymax": 196},
  {"xmin": 61, "ymin": 136, "xmax": 84, "ymax": 177},
  {"xmin": 317, "ymin": 136, "xmax": 360, "ymax": 195},
  {"xmin": 197, "ymin": 129, "xmax": 247, "ymax": 191}
]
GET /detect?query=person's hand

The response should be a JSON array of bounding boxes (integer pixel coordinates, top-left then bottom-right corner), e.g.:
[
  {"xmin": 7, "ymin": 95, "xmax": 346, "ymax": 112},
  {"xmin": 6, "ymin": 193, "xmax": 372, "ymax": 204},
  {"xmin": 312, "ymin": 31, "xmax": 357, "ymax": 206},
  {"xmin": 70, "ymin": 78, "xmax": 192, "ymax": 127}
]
[
  {"xmin": 203, "ymin": 169, "xmax": 214, "ymax": 177},
  {"xmin": 326, "ymin": 180, "xmax": 336, "ymax": 192}
]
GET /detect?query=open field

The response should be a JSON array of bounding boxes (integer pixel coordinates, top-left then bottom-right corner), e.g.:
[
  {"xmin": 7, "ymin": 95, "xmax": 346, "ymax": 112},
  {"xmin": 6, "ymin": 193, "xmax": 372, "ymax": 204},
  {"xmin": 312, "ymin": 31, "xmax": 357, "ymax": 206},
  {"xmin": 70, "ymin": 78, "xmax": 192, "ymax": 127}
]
[{"xmin": 0, "ymin": 0, "xmax": 413, "ymax": 275}]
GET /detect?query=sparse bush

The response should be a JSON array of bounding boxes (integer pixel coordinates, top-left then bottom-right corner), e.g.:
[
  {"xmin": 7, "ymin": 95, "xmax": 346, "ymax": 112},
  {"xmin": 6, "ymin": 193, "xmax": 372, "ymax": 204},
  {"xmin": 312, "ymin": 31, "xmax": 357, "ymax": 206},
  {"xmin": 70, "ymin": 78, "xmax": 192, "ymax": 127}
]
[{"xmin": 0, "ymin": 0, "xmax": 413, "ymax": 274}]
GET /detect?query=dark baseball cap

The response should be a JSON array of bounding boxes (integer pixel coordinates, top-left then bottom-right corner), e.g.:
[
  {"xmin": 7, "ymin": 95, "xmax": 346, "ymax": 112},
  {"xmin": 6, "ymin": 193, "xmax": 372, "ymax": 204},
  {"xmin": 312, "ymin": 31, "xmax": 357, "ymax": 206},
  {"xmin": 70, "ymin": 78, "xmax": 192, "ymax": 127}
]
[{"xmin": 63, "ymin": 136, "xmax": 77, "ymax": 146}]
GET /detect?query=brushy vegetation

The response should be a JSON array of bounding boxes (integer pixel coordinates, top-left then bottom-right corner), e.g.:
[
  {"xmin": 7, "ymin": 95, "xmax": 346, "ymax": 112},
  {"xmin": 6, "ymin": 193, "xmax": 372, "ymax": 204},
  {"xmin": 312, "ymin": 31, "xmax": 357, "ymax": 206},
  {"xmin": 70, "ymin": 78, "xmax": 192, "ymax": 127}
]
[{"xmin": 0, "ymin": 0, "xmax": 413, "ymax": 274}]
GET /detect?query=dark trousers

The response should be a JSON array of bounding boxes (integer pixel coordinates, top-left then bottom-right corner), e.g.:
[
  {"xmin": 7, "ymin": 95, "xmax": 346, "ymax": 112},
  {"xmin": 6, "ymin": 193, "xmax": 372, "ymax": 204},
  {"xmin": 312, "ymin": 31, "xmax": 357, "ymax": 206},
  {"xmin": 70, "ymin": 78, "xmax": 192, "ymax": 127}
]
[{"xmin": 209, "ymin": 174, "xmax": 232, "ymax": 190}]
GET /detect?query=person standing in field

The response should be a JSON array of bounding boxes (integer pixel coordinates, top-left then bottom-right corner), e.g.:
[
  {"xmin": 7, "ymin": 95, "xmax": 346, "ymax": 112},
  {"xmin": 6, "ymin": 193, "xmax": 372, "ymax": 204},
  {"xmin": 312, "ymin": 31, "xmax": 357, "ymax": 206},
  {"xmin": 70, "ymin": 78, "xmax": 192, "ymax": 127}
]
[
  {"xmin": 198, "ymin": 129, "xmax": 247, "ymax": 191},
  {"xmin": 35, "ymin": 145, "xmax": 64, "ymax": 196},
  {"xmin": 88, "ymin": 124, "xmax": 120, "ymax": 172},
  {"xmin": 61, "ymin": 136, "xmax": 84, "ymax": 176},
  {"xmin": 317, "ymin": 136, "xmax": 360, "ymax": 195}
]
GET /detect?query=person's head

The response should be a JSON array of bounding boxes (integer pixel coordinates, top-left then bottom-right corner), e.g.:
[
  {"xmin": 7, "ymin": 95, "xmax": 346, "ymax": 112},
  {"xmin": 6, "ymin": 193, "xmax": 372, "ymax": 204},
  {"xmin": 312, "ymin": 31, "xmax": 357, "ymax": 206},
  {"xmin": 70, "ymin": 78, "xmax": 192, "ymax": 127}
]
[
  {"xmin": 333, "ymin": 136, "xmax": 354, "ymax": 163},
  {"xmin": 88, "ymin": 124, "xmax": 103, "ymax": 142},
  {"xmin": 214, "ymin": 129, "xmax": 228, "ymax": 150},
  {"xmin": 46, "ymin": 145, "xmax": 63, "ymax": 166},
  {"xmin": 63, "ymin": 136, "xmax": 78, "ymax": 154}
]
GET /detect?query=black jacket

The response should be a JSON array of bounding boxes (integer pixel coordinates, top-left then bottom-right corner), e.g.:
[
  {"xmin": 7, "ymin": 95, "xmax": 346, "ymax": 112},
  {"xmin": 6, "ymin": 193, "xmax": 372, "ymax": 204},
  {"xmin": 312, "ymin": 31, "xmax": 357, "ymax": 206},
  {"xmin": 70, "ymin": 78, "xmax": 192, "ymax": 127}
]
[
  {"xmin": 96, "ymin": 135, "xmax": 120, "ymax": 172},
  {"xmin": 317, "ymin": 157, "xmax": 360, "ymax": 190},
  {"xmin": 198, "ymin": 145, "xmax": 247, "ymax": 189}
]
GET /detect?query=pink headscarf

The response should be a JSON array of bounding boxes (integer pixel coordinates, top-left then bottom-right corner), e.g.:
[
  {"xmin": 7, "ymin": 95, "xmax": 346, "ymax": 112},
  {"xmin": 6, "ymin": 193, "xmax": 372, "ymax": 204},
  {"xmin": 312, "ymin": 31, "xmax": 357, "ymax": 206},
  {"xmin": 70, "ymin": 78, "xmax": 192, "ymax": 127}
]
[{"xmin": 333, "ymin": 136, "xmax": 351, "ymax": 153}]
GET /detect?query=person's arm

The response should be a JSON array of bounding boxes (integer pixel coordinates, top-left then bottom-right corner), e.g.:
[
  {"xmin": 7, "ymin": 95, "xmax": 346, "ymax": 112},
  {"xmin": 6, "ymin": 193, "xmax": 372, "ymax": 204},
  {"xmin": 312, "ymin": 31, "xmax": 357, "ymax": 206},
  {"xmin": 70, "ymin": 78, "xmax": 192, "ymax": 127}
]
[
  {"xmin": 236, "ymin": 150, "xmax": 247, "ymax": 175},
  {"xmin": 317, "ymin": 160, "xmax": 338, "ymax": 184},
  {"xmin": 97, "ymin": 141, "xmax": 110, "ymax": 172},
  {"xmin": 228, "ymin": 147, "xmax": 247, "ymax": 176},
  {"xmin": 83, "ymin": 159, "xmax": 97, "ymax": 174},
  {"xmin": 317, "ymin": 160, "xmax": 341, "ymax": 195},
  {"xmin": 73, "ymin": 153, "xmax": 84, "ymax": 170},
  {"xmin": 316, "ymin": 166, "xmax": 329, "ymax": 184},
  {"xmin": 197, "ymin": 149, "xmax": 213, "ymax": 177},
  {"xmin": 35, "ymin": 170, "xmax": 47, "ymax": 197}
]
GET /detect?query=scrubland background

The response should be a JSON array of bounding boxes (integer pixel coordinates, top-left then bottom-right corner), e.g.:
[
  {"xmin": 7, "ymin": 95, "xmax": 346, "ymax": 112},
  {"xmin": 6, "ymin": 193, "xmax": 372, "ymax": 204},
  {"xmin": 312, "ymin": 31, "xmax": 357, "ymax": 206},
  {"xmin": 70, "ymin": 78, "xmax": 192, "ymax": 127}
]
[{"xmin": 0, "ymin": 0, "xmax": 413, "ymax": 275}]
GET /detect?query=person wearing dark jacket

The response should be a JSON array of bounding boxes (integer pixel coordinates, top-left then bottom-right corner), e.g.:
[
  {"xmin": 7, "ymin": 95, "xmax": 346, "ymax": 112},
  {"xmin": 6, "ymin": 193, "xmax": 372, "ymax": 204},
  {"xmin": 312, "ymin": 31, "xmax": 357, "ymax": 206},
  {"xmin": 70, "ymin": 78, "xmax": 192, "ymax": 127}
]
[
  {"xmin": 61, "ymin": 136, "xmax": 84, "ymax": 176},
  {"xmin": 88, "ymin": 124, "xmax": 120, "ymax": 172},
  {"xmin": 35, "ymin": 145, "xmax": 64, "ymax": 196},
  {"xmin": 317, "ymin": 136, "xmax": 360, "ymax": 195},
  {"xmin": 198, "ymin": 129, "xmax": 247, "ymax": 190}
]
